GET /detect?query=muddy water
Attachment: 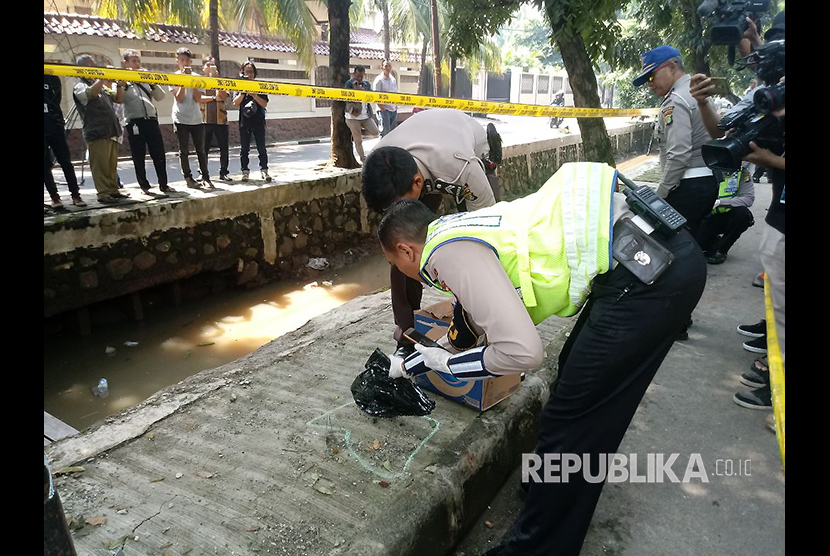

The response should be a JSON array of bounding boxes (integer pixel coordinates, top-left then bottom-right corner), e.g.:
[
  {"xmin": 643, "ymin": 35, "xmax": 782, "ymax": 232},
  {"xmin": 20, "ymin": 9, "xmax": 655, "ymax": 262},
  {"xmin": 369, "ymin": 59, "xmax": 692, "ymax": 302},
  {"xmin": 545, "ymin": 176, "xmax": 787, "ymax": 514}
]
[{"xmin": 44, "ymin": 254, "xmax": 391, "ymax": 432}]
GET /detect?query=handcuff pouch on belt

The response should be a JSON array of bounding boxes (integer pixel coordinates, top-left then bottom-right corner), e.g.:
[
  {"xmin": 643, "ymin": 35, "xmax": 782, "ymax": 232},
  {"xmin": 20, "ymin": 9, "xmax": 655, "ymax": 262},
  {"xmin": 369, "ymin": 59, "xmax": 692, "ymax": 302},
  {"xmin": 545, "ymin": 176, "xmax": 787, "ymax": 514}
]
[{"xmin": 612, "ymin": 217, "xmax": 674, "ymax": 286}]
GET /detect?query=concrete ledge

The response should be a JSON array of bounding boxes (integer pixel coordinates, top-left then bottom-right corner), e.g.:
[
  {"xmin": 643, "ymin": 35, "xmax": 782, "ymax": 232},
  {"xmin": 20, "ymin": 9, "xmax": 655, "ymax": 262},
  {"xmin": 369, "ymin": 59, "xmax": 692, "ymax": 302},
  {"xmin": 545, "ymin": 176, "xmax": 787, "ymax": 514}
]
[{"xmin": 45, "ymin": 288, "xmax": 573, "ymax": 555}]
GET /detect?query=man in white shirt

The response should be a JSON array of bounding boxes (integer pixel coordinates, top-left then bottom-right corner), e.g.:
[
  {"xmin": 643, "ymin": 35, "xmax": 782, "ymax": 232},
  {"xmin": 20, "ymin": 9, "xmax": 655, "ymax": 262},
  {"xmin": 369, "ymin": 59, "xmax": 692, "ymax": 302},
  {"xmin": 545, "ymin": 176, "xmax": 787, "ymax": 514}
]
[
  {"xmin": 372, "ymin": 60, "xmax": 398, "ymax": 137},
  {"xmin": 171, "ymin": 47, "xmax": 212, "ymax": 189}
]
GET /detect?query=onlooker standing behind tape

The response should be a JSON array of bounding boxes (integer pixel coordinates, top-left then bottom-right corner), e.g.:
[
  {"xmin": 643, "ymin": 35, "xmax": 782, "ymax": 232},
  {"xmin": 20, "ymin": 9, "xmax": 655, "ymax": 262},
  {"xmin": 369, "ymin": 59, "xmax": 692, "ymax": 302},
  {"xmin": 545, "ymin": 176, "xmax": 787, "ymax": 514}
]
[
  {"xmin": 120, "ymin": 49, "xmax": 174, "ymax": 194},
  {"xmin": 44, "ymin": 73, "xmax": 85, "ymax": 208},
  {"xmin": 171, "ymin": 47, "xmax": 212, "ymax": 189},
  {"xmin": 72, "ymin": 54, "xmax": 127, "ymax": 204},
  {"xmin": 372, "ymin": 60, "xmax": 398, "ymax": 138},
  {"xmin": 199, "ymin": 56, "xmax": 232, "ymax": 182},
  {"xmin": 233, "ymin": 61, "xmax": 271, "ymax": 182},
  {"xmin": 344, "ymin": 65, "xmax": 379, "ymax": 163}
]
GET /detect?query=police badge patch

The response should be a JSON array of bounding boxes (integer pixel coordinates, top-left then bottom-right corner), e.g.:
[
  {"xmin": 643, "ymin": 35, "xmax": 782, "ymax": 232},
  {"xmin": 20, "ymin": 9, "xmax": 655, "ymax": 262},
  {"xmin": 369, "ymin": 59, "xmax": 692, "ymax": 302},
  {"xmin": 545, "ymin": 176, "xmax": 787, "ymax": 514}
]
[{"xmin": 662, "ymin": 106, "xmax": 674, "ymax": 126}]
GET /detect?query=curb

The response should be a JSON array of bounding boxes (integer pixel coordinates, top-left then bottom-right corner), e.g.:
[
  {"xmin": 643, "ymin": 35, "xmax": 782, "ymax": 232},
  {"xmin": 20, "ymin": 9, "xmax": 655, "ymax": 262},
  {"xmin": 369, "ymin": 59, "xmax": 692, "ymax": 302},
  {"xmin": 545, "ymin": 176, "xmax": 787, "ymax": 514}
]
[{"xmin": 346, "ymin": 324, "xmax": 571, "ymax": 556}]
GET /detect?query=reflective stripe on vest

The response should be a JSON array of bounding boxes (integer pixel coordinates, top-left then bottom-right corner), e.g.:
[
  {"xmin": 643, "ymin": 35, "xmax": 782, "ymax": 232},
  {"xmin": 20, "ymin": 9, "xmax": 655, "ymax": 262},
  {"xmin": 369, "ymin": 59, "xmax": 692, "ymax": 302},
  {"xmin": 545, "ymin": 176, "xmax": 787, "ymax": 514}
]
[
  {"xmin": 714, "ymin": 170, "xmax": 742, "ymax": 214},
  {"xmin": 420, "ymin": 162, "xmax": 616, "ymax": 323}
]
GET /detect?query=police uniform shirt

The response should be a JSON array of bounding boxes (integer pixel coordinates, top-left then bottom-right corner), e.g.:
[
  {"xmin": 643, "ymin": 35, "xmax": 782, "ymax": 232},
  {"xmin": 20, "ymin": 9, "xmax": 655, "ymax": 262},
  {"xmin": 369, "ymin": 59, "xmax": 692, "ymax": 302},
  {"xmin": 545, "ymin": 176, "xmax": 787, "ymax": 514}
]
[
  {"xmin": 375, "ymin": 109, "xmax": 496, "ymax": 211},
  {"xmin": 421, "ymin": 193, "xmax": 634, "ymax": 374},
  {"xmin": 656, "ymin": 74, "xmax": 715, "ymax": 198}
]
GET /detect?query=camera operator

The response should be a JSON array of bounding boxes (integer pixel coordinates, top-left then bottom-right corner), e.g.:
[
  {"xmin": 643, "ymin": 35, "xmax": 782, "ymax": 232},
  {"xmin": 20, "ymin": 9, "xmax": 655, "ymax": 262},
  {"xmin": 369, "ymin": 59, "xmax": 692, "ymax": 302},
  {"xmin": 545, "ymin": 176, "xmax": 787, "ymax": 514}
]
[{"xmin": 689, "ymin": 11, "xmax": 785, "ymax": 409}]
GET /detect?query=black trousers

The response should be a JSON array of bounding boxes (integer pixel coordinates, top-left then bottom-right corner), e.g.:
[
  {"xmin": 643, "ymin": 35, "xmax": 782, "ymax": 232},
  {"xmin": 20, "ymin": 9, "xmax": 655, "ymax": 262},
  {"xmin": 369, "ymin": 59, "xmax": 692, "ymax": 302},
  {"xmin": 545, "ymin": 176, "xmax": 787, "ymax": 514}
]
[
  {"xmin": 696, "ymin": 206, "xmax": 754, "ymax": 255},
  {"xmin": 44, "ymin": 128, "xmax": 79, "ymax": 199},
  {"xmin": 125, "ymin": 118, "xmax": 168, "ymax": 189},
  {"xmin": 501, "ymin": 228, "xmax": 707, "ymax": 556},
  {"xmin": 173, "ymin": 123, "xmax": 210, "ymax": 180},
  {"xmin": 239, "ymin": 122, "xmax": 268, "ymax": 171},
  {"xmin": 203, "ymin": 123, "xmax": 230, "ymax": 176},
  {"xmin": 664, "ymin": 175, "xmax": 719, "ymax": 240}
]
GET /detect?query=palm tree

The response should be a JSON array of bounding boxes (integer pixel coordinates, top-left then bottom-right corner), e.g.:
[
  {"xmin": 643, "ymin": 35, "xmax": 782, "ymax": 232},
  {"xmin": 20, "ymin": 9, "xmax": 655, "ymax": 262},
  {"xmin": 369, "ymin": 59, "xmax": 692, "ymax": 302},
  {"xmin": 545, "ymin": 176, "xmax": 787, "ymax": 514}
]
[{"xmin": 95, "ymin": 0, "xmax": 319, "ymax": 71}]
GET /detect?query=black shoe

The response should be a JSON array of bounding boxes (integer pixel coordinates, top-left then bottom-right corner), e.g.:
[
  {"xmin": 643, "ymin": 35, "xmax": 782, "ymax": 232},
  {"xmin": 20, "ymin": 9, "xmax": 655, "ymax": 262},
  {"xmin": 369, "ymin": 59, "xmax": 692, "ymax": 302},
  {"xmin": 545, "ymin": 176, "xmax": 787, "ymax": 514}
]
[
  {"xmin": 219, "ymin": 173, "xmax": 233, "ymax": 182},
  {"xmin": 737, "ymin": 319, "xmax": 766, "ymax": 338},
  {"xmin": 140, "ymin": 185, "xmax": 152, "ymax": 194},
  {"xmin": 98, "ymin": 195, "xmax": 119, "ymax": 204},
  {"xmin": 743, "ymin": 335, "xmax": 767, "ymax": 354},
  {"xmin": 733, "ymin": 385, "xmax": 772, "ymax": 410},
  {"xmin": 740, "ymin": 367, "xmax": 770, "ymax": 389},
  {"xmin": 186, "ymin": 177, "xmax": 201, "ymax": 189},
  {"xmin": 707, "ymin": 251, "xmax": 727, "ymax": 264},
  {"xmin": 394, "ymin": 344, "xmax": 416, "ymax": 358},
  {"xmin": 159, "ymin": 185, "xmax": 176, "ymax": 193}
]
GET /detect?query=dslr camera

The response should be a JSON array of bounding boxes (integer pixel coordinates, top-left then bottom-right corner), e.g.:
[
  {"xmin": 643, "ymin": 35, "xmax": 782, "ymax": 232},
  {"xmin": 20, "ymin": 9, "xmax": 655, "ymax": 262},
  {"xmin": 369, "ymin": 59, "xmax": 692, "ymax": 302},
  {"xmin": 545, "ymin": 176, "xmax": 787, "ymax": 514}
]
[{"xmin": 701, "ymin": 40, "xmax": 785, "ymax": 171}]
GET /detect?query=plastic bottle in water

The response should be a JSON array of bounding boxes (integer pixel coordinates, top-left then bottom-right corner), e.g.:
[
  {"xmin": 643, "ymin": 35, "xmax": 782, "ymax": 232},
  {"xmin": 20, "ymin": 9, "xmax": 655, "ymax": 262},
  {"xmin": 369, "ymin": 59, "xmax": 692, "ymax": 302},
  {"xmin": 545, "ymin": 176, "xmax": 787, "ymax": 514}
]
[{"xmin": 92, "ymin": 378, "xmax": 109, "ymax": 398}]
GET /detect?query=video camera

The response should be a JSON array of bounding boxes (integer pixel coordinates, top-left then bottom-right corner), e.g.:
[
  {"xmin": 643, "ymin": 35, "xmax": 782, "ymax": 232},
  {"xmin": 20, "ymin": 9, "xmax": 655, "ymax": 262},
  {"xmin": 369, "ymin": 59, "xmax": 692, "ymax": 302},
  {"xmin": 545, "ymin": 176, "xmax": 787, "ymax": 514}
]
[
  {"xmin": 701, "ymin": 40, "xmax": 785, "ymax": 171},
  {"xmin": 698, "ymin": 0, "xmax": 770, "ymax": 45}
]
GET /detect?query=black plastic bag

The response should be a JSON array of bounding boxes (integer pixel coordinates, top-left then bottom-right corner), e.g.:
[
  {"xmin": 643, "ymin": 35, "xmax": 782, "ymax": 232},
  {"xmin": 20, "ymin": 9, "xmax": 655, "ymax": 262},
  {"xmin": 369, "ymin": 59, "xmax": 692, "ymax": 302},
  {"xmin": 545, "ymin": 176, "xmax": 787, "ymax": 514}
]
[{"xmin": 351, "ymin": 349, "xmax": 436, "ymax": 418}]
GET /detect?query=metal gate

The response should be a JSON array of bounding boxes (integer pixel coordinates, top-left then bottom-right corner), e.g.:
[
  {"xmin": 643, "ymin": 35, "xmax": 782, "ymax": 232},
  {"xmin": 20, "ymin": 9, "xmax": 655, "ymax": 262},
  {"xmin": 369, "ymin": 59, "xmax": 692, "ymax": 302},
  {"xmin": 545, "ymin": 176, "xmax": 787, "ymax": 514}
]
[{"xmin": 486, "ymin": 70, "xmax": 511, "ymax": 102}]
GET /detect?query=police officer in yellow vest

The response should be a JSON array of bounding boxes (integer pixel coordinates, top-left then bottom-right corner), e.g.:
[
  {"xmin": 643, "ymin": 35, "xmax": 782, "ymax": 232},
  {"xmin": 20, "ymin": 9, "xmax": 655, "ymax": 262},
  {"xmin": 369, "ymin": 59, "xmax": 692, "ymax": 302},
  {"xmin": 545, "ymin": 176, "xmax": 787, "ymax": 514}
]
[
  {"xmin": 696, "ymin": 165, "xmax": 755, "ymax": 264},
  {"xmin": 379, "ymin": 162, "xmax": 707, "ymax": 556},
  {"xmin": 634, "ymin": 46, "xmax": 719, "ymax": 238}
]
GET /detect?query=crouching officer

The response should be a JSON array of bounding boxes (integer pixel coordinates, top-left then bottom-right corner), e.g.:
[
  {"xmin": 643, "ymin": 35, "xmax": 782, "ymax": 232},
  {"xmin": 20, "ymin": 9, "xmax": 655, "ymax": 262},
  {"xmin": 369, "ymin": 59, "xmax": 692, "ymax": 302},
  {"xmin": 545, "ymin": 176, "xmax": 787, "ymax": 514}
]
[
  {"xmin": 380, "ymin": 162, "xmax": 707, "ymax": 556},
  {"xmin": 361, "ymin": 108, "xmax": 502, "ymax": 358}
]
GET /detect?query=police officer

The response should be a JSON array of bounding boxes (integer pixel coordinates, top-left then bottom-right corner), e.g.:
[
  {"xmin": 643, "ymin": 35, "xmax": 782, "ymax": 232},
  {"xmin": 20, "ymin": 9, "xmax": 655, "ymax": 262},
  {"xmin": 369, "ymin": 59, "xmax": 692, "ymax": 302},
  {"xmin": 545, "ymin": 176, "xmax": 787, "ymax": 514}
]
[
  {"xmin": 696, "ymin": 165, "xmax": 755, "ymax": 264},
  {"xmin": 633, "ymin": 46, "xmax": 718, "ymax": 238},
  {"xmin": 361, "ymin": 108, "xmax": 502, "ymax": 357},
  {"xmin": 380, "ymin": 162, "xmax": 707, "ymax": 556}
]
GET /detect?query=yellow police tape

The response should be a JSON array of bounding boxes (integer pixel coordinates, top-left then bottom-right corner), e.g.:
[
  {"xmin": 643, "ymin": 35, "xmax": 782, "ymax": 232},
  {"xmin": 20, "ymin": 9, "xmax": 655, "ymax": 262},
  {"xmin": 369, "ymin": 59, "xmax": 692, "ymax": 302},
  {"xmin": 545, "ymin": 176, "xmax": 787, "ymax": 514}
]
[
  {"xmin": 45, "ymin": 63, "xmax": 659, "ymax": 119},
  {"xmin": 764, "ymin": 273, "xmax": 785, "ymax": 473}
]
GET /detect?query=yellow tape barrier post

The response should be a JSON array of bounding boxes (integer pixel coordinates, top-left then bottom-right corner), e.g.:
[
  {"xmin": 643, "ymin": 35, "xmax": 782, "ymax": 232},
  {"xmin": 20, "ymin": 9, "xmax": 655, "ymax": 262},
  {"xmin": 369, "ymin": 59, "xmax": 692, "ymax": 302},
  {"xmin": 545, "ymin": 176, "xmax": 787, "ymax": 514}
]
[
  {"xmin": 764, "ymin": 274, "xmax": 785, "ymax": 473},
  {"xmin": 45, "ymin": 63, "xmax": 659, "ymax": 119}
]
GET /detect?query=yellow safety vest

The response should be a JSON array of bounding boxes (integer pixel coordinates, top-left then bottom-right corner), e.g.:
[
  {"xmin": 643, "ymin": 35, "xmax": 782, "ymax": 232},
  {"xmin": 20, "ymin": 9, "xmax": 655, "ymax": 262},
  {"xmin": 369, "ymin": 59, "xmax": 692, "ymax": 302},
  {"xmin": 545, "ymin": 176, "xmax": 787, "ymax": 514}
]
[
  {"xmin": 714, "ymin": 169, "xmax": 742, "ymax": 214},
  {"xmin": 420, "ymin": 162, "xmax": 617, "ymax": 323}
]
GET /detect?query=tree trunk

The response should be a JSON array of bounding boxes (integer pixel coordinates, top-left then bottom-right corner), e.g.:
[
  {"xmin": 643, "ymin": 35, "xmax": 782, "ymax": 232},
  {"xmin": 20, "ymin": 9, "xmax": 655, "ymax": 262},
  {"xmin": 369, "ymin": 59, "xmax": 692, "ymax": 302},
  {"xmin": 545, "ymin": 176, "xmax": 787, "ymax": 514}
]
[
  {"xmin": 555, "ymin": 32, "xmax": 615, "ymax": 166},
  {"xmin": 449, "ymin": 56, "xmax": 457, "ymax": 98},
  {"xmin": 430, "ymin": 0, "xmax": 442, "ymax": 96},
  {"xmin": 209, "ymin": 0, "xmax": 220, "ymax": 66},
  {"xmin": 418, "ymin": 35, "xmax": 428, "ymax": 95},
  {"xmin": 381, "ymin": 0, "xmax": 390, "ymax": 62},
  {"xmin": 328, "ymin": 0, "xmax": 358, "ymax": 168}
]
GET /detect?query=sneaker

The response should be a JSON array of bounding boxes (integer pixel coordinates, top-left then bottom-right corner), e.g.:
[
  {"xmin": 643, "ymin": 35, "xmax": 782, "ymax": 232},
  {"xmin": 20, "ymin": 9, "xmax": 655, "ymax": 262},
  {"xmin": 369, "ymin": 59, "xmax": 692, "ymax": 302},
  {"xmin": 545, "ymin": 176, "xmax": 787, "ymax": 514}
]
[
  {"xmin": 241, "ymin": 170, "xmax": 250, "ymax": 182},
  {"xmin": 740, "ymin": 367, "xmax": 769, "ymax": 388},
  {"xmin": 203, "ymin": 178, "xmax": 215, "ymax": 189},
  {"xmin": 743, "ymin": 335, "xmax": 767, "ymax": 354},
  {"xmin": 50, "ymin": 197, "xmax": 64, "ymax": 209},
  {"xmin": 98, "ymin": 195, "xmax": 119, "ymax": 204},
  {"xmin": 737, "ymin": 319, "xmax": 766, "ymax": 338},
  {"xmin": 219, "ymin": 173, "xmax": 233, "ymax": 182},
  {"xmin": 186, "ymin": 177, "xmax": 201, "ymax": 189},
  {"xmin": 752, "ymin": 272, "xmax": 765, "ymax": 288},
  {"xmin": 733, "ymin": 385, "xmax": 772, "ymax": 410},
  {"xmin": 261, "ymin": 169, "xmax": 272, "ymax": 182},
  {"xmin": 159, "ymin": 185, "xmax": 176, "ymax": 193},
  {"xmin": 71, "ymin": 196, "xmax": 87, "ymax": 207},
  {"xmin": 706, "ymin": 251, "xmax": 727, "ymax": 265}
]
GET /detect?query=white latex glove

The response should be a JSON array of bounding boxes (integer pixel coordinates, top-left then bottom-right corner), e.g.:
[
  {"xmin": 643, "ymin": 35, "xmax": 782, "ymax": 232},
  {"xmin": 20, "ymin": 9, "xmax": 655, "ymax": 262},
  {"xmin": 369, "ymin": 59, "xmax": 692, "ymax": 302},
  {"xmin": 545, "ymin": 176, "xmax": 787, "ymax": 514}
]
[
  {"xmin": 414, "ymin": 344, "xmax": 451, "ymax": 374},
  {"xmin": 388, "ymin": 354, "xmax": 406, "ymax": 379},
  {"xmin": 713, "ymin": 199, "xmax": 721, "ymax": 209}
]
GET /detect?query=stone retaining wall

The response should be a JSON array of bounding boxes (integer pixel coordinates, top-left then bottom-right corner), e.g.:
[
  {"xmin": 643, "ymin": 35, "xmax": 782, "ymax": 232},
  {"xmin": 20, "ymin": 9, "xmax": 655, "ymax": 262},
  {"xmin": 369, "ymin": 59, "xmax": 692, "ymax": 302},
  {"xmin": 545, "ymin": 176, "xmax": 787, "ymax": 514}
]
[{"xmin": 44, "ymin": 123, "xmax": 650, "ymax": 319}]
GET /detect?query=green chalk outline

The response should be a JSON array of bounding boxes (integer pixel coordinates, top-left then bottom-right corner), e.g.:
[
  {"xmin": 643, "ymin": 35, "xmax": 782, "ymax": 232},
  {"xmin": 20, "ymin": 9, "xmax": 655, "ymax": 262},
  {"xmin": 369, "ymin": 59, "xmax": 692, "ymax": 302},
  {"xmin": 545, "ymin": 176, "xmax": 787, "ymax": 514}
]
[{"xmin": 306, "ymin": 401, "xmax": 440, "ymax": 481}]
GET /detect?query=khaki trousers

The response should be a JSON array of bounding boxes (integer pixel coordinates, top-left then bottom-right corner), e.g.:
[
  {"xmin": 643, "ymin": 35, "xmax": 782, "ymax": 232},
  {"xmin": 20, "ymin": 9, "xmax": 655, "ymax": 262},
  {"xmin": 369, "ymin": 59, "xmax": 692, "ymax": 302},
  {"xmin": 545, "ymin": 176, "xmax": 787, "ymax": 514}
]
[
  {"xmin": 345, "ymin": 117, "xmax": 379, "ymax": 162},
  {"xmin": 86, "ymin": 138, "xmax": 120, "ymax": 198}
]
